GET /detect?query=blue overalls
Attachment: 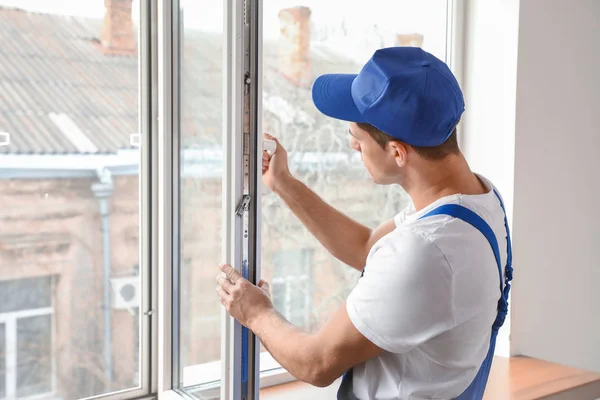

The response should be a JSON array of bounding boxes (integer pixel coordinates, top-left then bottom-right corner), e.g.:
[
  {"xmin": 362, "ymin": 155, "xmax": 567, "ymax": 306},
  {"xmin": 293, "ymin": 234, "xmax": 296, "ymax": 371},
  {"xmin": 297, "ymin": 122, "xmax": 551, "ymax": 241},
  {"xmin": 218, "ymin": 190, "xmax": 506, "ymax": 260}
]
[{"xmin": 337, "ymin": 189, "xmax": 513, "ymax": 400}]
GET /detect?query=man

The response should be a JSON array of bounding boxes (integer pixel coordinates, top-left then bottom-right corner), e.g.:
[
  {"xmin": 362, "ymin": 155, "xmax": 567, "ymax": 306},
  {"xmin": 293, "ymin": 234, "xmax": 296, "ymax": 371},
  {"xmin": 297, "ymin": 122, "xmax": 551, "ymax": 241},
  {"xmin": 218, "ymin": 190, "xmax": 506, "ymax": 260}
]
[{"xmin": 216, "ymin": 47, "xmax": 512, "ymax": 399}]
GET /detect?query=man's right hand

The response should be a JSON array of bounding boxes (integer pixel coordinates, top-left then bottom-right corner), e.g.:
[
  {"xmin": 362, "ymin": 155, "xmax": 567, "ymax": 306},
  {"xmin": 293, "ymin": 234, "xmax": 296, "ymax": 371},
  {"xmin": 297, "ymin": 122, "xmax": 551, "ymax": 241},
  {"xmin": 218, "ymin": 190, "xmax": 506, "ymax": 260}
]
[{"xmin": 262, "ymin": 133, "xmax": 293, "ymax": 193}]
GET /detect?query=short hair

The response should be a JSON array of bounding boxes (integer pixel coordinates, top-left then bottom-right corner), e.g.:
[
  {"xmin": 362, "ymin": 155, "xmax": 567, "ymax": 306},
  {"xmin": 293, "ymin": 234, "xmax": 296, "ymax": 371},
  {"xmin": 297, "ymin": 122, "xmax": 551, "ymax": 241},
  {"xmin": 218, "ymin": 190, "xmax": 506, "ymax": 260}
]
[{"xmin": 356, "ymin": 123, "xmax": 460, "ymax": 161}]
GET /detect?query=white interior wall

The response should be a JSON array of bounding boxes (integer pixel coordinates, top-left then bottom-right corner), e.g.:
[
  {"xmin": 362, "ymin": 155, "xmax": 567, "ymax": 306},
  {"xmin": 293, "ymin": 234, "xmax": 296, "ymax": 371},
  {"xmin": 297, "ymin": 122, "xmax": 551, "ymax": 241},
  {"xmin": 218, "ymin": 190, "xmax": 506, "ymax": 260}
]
[
  {"xmin": 510, "ymin": 0, "xmax": 600, "ymax": 372},
  {"xmin": 462, "ymin": 0, "xmax": 600, "ymax": 371}
]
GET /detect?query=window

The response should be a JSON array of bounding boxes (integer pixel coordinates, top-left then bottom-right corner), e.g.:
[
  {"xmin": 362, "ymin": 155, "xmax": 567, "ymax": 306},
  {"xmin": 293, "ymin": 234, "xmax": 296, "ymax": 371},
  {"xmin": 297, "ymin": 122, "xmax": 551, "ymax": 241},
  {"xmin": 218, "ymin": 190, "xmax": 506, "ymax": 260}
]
[
  {"xmin": 0, "ymin": 0, "xmax": 150, "ymax": 399},
  {"xmin": 0, "ymin": 278, "xmax": 53, "ymax": 399},
  {"xmin": 272, "ymin": 250, "xmax": 313, "ymax": 329}
]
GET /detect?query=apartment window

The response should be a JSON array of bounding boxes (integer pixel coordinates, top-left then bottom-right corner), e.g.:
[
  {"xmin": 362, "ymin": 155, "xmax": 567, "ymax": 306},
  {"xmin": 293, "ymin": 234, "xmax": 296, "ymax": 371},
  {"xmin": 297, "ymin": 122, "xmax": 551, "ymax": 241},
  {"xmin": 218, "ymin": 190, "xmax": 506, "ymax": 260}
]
[{"xmin": 0, "ymin": 277, "xmax": 54, "ymax": 399}]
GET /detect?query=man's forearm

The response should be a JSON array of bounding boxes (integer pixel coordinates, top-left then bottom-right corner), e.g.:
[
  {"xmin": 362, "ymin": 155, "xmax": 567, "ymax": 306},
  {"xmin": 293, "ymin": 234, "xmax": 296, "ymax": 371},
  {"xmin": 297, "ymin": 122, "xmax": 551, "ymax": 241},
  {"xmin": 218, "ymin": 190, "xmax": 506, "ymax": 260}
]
[
  {"xmin": 250, "ymin": 309, "xmax": 332, "ymax": 387},
  {"xmin": 274, "ymin": 175, "xmax": 371, "ymax": 269}
]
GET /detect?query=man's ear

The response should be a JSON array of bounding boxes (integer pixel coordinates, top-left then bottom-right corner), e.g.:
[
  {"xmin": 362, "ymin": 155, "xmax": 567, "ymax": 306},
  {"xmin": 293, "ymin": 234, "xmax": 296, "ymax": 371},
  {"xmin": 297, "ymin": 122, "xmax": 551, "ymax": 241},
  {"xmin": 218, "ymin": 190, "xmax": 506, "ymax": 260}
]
[{"xmin": 389, "ymin": 141, "xmax": 408, "ymax": 168}]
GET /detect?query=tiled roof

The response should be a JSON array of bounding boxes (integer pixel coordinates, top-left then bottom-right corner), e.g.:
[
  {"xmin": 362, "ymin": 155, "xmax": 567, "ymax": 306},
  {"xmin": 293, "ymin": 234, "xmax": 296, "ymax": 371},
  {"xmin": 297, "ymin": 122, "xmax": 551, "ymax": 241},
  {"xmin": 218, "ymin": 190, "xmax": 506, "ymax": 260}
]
[{"xmin": 0, "ymin": 6, "xmax": 360, "ymax": 155}]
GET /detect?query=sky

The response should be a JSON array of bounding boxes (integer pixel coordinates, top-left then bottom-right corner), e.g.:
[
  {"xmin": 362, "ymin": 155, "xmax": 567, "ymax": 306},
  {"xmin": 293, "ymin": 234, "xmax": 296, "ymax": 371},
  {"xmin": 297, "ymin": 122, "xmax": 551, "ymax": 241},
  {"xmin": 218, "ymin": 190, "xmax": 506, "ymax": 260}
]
[{"xmin": 0, "ymin": 0, "xmax": 449, "ymax": 62}]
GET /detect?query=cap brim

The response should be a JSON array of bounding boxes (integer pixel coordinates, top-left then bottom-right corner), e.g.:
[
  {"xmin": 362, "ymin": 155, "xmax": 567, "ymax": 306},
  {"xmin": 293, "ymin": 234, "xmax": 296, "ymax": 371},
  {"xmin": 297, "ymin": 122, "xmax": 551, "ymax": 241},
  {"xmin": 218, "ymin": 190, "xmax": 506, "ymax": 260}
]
[{"xmin": 312, "ymin": 74, "xmax": 367, "ymax": 123}]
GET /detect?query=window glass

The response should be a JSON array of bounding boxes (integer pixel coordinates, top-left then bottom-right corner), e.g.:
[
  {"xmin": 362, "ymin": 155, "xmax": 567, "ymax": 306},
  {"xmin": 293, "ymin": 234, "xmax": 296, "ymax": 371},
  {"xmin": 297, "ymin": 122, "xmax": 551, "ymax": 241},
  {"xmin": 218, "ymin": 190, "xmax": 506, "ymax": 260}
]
[
  {"xmin": 0, "ymin": 278, "xmax": 52, "ymax": 313},
  {"xmin": 272, "ymin": 250, "xmax": 312, "ymax": 328},
  {"xmin": 0, "ymin": 278, "xmax": 53, "ymax": 399},
  {"xmin": 0, "ymin": 0, "xmax": 143, "ymax": 397},
  {"xmin": 16, "ymin": 315, "xmax": 52, "ymax": 397},
  {"xmin": 0, "ymin": 323, "xmax": 5, "ymax": 399},
  {"xmin": 259, "ymin": 0, "xmax": 449, "ymax": 378},
  {"xmin": 177, "ymin": 0, "xmax": 224, "ymax": 394}
]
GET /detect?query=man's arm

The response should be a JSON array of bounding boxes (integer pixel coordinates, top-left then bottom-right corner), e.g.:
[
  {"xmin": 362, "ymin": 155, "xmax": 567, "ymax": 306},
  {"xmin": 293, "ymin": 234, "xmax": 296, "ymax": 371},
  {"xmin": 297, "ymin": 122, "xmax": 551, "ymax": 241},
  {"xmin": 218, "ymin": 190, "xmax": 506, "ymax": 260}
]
[
  {"xmin": 263, "ymin": 134, "xmax": 395, "ymax": 270},
  {"xmin": 216, "ymin": 264, "xmax": 384, "ymax": 387},
  {"xmin": 251, "ymin": 302, "xmax": 384, "ymax": 387},
  {"xmin": 275, "ymin": 176, "xmax": 395, "ymax": 270}
]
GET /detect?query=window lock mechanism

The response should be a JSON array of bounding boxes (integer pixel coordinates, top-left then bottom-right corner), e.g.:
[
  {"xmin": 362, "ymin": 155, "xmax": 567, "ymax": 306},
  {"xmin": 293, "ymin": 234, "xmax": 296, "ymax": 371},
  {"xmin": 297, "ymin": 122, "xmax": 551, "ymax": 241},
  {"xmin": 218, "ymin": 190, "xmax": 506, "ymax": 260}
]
[{"xmin": 235, "ymin": 195, "xmax": 251, "ymax": 216}]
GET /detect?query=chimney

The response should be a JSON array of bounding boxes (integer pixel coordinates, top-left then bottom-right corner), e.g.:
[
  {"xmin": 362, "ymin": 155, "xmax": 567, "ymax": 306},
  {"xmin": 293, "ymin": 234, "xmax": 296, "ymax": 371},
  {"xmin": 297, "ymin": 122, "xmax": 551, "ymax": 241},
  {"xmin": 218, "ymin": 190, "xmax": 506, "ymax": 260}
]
[
  {"xmin": 395, "ymin": 33, "xmax": 424, "ymax": 48},
  {"xmin": 100, "ymin": 0, "xmax": 136, "ymax": 55},
  {"xmin": 278, "ymin": 7, "xmax": 312, "ymax": 87}
]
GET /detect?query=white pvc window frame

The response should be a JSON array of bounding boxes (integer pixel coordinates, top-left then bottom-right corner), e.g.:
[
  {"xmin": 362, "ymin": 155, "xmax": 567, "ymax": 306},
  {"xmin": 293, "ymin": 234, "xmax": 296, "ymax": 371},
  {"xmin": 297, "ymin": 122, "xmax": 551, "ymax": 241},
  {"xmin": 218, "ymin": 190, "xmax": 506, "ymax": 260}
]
[{"xmin": 156, "ymin": 0, "xmax": 465, "ymax": 399}]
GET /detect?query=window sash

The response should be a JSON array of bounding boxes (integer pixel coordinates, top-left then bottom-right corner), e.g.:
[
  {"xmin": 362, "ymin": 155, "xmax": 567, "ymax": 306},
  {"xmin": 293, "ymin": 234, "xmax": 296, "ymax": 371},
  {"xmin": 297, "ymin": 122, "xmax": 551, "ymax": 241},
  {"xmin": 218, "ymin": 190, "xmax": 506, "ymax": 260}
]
[{"xmin": 158, "ymin": 0, "xmax": 264, "ymax": 398}]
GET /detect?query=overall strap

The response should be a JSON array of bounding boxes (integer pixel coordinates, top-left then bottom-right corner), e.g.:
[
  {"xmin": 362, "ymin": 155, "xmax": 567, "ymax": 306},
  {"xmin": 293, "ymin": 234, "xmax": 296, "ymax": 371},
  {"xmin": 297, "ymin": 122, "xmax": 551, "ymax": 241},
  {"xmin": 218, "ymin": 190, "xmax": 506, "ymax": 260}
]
[
  {"xmin": 419, "ymin": 189, "xmax": 512, "ymax": 331},
  {"xmin": 419, "ymin": 190, "xmax": 513, "ymax": 399},
  {"xmin": 420, "ymin": 204, "xmax": 503, "ymax": 294}
]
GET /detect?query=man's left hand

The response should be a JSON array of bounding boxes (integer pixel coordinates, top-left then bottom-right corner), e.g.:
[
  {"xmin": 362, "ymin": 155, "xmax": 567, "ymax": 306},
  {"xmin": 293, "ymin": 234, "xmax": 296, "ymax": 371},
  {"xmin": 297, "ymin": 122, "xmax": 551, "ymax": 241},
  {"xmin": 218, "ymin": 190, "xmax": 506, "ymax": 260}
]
[{"xmin": 216, "ymin": 264, "xmax": 274, "ymax": 329}]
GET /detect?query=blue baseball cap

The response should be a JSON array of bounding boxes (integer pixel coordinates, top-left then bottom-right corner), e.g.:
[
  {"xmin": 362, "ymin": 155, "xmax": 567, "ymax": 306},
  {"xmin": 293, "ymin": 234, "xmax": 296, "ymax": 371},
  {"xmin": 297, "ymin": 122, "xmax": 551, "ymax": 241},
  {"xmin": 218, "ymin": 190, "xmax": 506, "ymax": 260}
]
[{"xmin": 311, "ymin": 47, "xmax": 464, "ymax": 147}]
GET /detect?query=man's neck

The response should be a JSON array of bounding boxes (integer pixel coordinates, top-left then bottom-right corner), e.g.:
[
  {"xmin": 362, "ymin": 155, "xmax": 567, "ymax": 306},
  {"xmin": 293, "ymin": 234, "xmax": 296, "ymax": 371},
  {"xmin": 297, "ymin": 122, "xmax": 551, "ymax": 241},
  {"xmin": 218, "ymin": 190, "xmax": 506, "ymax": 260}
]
[{"xmin": 402, "ymin": 153, "xmax": 487, "ymax": 211}]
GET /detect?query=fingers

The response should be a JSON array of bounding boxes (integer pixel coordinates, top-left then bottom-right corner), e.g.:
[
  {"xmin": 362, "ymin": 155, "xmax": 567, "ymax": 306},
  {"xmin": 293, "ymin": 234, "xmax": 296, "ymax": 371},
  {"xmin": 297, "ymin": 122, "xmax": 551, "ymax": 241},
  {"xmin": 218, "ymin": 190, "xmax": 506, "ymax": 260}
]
[
  {"xmin": 216, "ymin": 265, "xmax": 242, "ymax": 309},
  {"xmin": 216, "ymin": 284, "xmax": 230, "ymax": 306},
  {"xmin": 216, "ymin": 274, "xmax": 235, "ymax": 294},
  {"xmin": 262, "ymin": 150, "xmax": 271, "ymax": 174},
  {"xmin": 263, "ymin": 152, "xmax": 271, "ymax": 162},
  {"xmin": 219, "ymin": 264, "xmax": 242, "ymax": 284},
  {"xmin": 258, "ymin": 279, "xmax": 271, "ymax": 298}
]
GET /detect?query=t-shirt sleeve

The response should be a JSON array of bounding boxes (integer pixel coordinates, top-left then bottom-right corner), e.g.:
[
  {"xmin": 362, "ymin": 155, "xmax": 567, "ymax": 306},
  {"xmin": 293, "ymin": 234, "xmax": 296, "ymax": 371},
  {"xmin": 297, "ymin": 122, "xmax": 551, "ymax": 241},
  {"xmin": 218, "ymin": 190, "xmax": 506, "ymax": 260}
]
[{"xmin": 346, "ymin": 229, "xmax": 455, "ymax": 354}]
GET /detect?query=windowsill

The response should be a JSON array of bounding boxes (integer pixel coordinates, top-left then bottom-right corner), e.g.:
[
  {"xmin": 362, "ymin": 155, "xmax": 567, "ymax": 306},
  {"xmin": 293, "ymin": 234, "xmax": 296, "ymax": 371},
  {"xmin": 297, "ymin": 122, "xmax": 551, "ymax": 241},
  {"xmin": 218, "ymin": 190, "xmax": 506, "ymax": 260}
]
[
  {"xmin": 257, "ymin": 357, "xmax": 600, "ymax": 400},
  {"xmin": 483, "ymin": 356, "xmax": 600, "ymax": 399},
  {"xmin": 182, "ymin": 352, "xmax": 297, "ymax": 389}
]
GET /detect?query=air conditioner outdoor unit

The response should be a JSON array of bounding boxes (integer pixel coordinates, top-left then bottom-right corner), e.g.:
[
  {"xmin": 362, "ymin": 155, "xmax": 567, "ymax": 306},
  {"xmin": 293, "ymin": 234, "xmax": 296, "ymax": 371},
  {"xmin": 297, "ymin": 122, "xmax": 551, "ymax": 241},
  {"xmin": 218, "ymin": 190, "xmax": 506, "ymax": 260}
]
[{"xmin": 111, "ymin": 276, "xmax": 140, "ymax": 310}]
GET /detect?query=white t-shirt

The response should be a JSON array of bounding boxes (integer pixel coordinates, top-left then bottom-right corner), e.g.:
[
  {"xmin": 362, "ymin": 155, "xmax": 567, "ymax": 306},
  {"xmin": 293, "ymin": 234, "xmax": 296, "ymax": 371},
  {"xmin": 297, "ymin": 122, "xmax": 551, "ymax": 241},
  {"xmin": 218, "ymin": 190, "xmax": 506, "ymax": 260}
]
[{"xmin": 346, "ymin": 175, "xmax": 508, "ymax": 400}]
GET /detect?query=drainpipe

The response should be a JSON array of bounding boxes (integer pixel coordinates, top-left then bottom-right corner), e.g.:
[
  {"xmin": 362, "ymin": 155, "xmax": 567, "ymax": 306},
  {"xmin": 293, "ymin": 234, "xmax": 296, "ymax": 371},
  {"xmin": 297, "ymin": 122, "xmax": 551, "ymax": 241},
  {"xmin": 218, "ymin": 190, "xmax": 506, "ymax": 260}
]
[{"xmin": 91, "ymin": 167, "xmax": 114, "ymax": 388}]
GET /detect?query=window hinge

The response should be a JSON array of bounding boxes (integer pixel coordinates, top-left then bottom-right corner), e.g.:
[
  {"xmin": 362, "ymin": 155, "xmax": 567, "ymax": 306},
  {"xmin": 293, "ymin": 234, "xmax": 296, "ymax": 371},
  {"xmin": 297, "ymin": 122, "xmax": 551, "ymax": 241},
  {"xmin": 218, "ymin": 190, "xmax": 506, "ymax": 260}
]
[
  {"xmin": 144, "ymin": 309, "xmax": 155, "ymax": 316},
  {"xmin": 235, "ymin": 195, "xmax": 251, "ymax": 216}
]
